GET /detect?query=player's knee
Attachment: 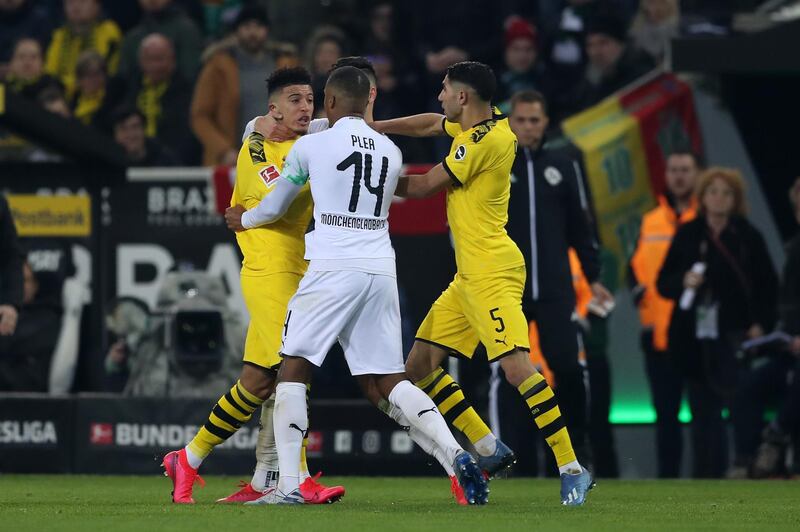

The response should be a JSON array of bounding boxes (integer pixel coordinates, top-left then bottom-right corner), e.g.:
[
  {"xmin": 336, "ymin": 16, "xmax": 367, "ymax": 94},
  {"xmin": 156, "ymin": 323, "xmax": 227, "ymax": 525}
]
[
  {"xmin": 405, "ymin": 341, "xmax": 448, "ymax": 383},
  {"xmin": 404, "ymin": 359, "xmax": 425, "ymax": 384},
  {"xmin": 239, "ymin": 363, "xmax": 277, "ymax": 400},
  {"xmin": 404, "ymin": 347, "xmax": 432, "ymax": 383},
  {"xmin": 499, "ymin": 351, "xmax": 537, "ymax": 388}
]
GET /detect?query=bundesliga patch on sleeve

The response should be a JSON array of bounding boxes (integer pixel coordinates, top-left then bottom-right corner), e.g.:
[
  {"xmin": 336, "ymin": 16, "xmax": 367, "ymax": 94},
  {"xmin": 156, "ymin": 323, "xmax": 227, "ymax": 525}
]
[{"xmin": 258, "ymin": 165, "xmax": 281, "ymax": 188}]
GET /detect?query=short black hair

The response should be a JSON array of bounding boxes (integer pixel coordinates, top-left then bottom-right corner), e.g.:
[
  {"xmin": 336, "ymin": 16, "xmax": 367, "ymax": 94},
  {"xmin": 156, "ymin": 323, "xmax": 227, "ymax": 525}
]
[
  {"xmin": 266, "ymin": 66, "xmax": 312, "ymax": 99},
  {"xmin": 667, "ymin": 149, "xmax": 704, "ymax": 169},
  {"xmin": 331, "ymin": 56, "xmax": 376, "ymax": 85},
  {"xmin": 509, "ymin": 89, "xmax": 548, "ymax": 116},
  {"xmin": 111, "ymin": 105, "xmax": 145, "ymax": 128},
  {"xmin": 446, "ymin": 61, "xmax": 496, "ymax": 102},
  {"xmin": 325, "ymin": 65, "xmax": 370, "ymax": 111}
]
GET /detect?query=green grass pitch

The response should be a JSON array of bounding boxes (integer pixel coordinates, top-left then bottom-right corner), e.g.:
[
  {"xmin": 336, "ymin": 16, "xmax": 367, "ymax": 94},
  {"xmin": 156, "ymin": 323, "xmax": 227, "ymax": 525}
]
[{"xmin": 1, "ymin": 475, "xmax": 799, "ymax": 531}]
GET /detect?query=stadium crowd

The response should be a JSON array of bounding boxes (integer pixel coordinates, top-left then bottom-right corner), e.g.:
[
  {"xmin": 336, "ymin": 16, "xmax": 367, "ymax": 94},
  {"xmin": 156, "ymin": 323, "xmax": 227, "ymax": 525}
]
[
  {"xmin": 0, "ymin": 0, "xmax": 693, "ymax": 164},
  {"xmin": 1, "ymin": 0, "xmax": 797, "ymax": 481}
]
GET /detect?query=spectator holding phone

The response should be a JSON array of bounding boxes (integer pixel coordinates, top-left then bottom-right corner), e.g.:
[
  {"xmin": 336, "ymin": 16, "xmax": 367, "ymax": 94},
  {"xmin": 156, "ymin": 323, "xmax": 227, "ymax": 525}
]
[{"xmin": 657, "ymin": 167, "xmax": 778, "ymax": 478}]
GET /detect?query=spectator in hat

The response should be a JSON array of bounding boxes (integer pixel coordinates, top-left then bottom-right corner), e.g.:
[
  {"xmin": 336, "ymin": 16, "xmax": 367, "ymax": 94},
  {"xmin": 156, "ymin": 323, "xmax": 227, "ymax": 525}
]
[
  {"xmin": 191, "ymin": 5, "xmax": 299, "ymax": 167},
  {"xmin": 569, "ymin": 11, "xmax": 655, "ymax": 113},
  {"xmin": 496, "ymin": 16, "xmax": 552, "ymax": 114}
]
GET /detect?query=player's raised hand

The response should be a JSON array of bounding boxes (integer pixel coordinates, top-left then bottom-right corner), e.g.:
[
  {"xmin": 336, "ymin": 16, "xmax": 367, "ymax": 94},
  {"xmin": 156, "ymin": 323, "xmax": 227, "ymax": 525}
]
[
  {"xmin": 255, "ymin": 112, "xmax": 294, "ymax": 142},
  {"xmin": 225, "ymin": 204, "xmax": 247, "ymax": 232}
]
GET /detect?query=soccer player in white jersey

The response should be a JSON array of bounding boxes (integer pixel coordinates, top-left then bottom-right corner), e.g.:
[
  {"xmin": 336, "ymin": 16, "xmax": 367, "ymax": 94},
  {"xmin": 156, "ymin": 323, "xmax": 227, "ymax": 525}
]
[{"xmin": 236, "ymin": 66, "xmax": 488, "ymax": 505}]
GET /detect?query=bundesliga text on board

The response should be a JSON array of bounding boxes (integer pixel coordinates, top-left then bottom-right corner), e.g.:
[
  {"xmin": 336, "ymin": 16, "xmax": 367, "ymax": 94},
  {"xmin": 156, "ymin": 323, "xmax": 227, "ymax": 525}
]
[
  {"xmin": 0, "ymin": 420, "xmax": 58, "ymax": 445},
  {"xmin": 88, "ymin": 422, "xmax": 262, "ymax": 449}
]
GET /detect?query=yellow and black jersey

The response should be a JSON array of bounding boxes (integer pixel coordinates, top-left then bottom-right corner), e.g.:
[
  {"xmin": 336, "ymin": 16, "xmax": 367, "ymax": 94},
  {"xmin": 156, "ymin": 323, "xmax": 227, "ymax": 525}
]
[
  {"xmin": 45, "ymin": 20, "xmax": 122, "ymax": 97},
  {"xmin": 232, "ymin": 132, "xmax": 312, "ymax": 276},
  {"xmin": 440, "ymin": 113, "xmax": 525, "ymax": 275}
]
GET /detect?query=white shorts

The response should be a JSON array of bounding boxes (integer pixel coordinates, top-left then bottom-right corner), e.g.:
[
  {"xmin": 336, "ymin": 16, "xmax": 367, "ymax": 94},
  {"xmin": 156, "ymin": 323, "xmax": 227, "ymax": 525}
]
[{"xmin": 280, "ymin": 270, "xmax": 406, "ymax": 376}]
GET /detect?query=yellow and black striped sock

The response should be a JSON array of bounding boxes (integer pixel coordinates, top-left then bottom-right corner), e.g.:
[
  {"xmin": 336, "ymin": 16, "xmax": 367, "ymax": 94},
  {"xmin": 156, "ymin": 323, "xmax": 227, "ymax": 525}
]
[
  {"xmin": 187, "ymin": 380, "xmax": 264, "ymax": 459},
  {"xmin": 518, "ymin": 372, "xmax": 577, "ymax": 467},
  {"xmin": 416, "ymin": 367, "xmax": 491, "ymax": 444}
]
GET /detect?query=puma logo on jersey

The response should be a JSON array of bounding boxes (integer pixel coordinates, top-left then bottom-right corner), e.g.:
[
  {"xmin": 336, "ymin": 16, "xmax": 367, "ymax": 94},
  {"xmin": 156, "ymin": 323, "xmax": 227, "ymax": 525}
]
[
  {"xmin": 259, "ymin": 165, "xmax": 281, "ymax": 188},
  {"xmin": 495, "ymin": 336, "xmax": 508, "ymax": 346},
  {"xmin": 248, "ymin": 134, "xmax": 266, "ymax": 164},
  {"xmin": 417, "ymin": 407, "xmax": 438, "ymax": 417},
  {"xmin": 289, "ymin": 423, "xmax": 308, "ymax": 438}
]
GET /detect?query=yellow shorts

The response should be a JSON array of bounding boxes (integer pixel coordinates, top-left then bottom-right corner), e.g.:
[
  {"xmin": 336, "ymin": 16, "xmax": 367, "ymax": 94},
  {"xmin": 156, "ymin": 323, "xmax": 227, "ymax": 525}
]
[
  {"xmin": 416, "ymin": 266, "xmax": 530, "ymax": 361},
  {"xmin": 241, "ymin": 272, "xmax": 303, "ymax": 370}
]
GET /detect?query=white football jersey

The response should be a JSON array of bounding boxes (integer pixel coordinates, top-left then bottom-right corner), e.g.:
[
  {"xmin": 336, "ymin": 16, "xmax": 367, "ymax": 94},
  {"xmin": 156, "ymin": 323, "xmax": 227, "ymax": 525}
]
[{"xmin": 280, "ymin": 116, "xmax": 403, "ymax": 275}]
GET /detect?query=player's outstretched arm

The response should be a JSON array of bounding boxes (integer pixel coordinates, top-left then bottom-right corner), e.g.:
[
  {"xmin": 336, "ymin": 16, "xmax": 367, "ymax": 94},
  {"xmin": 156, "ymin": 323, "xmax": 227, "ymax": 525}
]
[
  {"xmin": 239, "ymin": 177, "xmax": 303, "ymax": 229},
  {"xmin": 395, "ymin": 163, "xmax": 452, "ymax": 199},
  {"xmin": 372, "ymin": 113, "xmax": 446, "ymax": 137}
]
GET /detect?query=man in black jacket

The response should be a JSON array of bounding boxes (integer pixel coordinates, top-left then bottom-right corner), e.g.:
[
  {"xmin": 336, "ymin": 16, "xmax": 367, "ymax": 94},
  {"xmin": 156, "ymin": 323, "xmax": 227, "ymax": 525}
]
[
  {"xmin": 498, "ymin": 90, "xmax": 612, "ymax": 471},
  {"xmin": 0, "ymin": 194, "xmax": 23, "ymax": 338}
]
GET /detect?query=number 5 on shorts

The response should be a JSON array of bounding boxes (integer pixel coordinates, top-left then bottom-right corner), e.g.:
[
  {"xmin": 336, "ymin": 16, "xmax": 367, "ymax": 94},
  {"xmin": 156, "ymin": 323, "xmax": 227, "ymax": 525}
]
[{"xmin": 489, "ymin": 307, "xmax": 505, "ymax": 333}]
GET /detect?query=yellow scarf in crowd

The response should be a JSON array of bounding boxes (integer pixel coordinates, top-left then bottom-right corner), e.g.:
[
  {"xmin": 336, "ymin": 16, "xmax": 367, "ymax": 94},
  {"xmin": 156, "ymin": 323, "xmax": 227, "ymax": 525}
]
[
  {"xmin": 45, "ymin": 20, "xmax": 121, "ymax": 97},
  {"xmin": 73, "ymin": 89, "xmax": 105, "ymax": 125},
  {"xmin": 136, "ymin": 79, "xmax": 169, "ymax": 137}
]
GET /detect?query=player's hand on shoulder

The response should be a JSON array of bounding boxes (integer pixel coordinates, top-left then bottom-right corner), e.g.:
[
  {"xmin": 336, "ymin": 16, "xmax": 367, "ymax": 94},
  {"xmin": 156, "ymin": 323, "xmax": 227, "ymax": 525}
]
[
  {"xmin": 255, "ymin": 112, "xmax": 294, "ymax": 142},
  {"xmin": 225, "ymin": 204, "xmax": 247, "ymax": 232}
]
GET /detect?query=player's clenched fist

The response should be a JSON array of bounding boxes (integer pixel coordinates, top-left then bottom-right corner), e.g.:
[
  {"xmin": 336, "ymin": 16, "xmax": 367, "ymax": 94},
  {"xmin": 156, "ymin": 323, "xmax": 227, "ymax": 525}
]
[{"xmin": 225, "ymin": 204, "xmax": 247, "ymax": 232}]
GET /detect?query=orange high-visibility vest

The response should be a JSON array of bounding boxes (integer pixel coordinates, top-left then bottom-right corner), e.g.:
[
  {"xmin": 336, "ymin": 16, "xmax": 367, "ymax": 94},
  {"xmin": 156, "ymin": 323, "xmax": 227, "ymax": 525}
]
[{"xmin": 630, "ymin": 195, "xmax": 697, "ymax": 351}]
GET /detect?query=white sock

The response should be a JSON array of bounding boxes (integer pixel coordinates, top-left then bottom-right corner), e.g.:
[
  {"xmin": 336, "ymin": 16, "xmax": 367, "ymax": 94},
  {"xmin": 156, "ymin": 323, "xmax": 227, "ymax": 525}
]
[
  {"xmin": 184, "ymin": 446, "xmax": 203, "ymax": 469},
  {"xmin": 474, "ymin": 433, "xmax": 498, "ymax": 457},
  {"xmin": 274, "ymin": 382, "xmax": 307, "ymax": 495},
  {"xmin": 251, "ymin": 468, "xmax": 279, "ymax": 491},
  {"xmin": 558, "ymin": 460, "xmax": 583, "ymax": 475},
  {"xmin": 252, "ymin": 396, "xmax": 279, "ymax": 490},
  {"xmin": 380, "ymin": 398, "xmax": 455, "ymax": 476},
  {"xmin": 388, "ymin": 380, "xmax": 463, "ymax": 466}
]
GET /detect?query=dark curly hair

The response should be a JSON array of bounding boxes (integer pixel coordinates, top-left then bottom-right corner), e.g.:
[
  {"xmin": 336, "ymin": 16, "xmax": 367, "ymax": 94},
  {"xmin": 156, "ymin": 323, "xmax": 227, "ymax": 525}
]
[{"xmin": 266, "ymin": 66, "xmax": 312, "ymax": 99}]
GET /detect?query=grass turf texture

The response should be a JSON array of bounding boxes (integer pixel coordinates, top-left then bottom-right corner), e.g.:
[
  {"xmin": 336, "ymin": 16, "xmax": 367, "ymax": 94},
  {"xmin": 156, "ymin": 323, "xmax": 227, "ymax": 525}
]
[{"xmin": 1, "ymin": 476, "xmax": 799, "ymax": 531}]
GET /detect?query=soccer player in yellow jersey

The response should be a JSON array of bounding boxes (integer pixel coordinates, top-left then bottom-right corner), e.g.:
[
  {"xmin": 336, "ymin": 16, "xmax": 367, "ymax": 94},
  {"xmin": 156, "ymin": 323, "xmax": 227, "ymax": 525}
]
[
  {"xmin": 162, "ymin": 67, "xmax": 342, "ymax": 505},
  {"xmin": 374, "ymin": 61, "xmax": 594, "ymax": 505}
]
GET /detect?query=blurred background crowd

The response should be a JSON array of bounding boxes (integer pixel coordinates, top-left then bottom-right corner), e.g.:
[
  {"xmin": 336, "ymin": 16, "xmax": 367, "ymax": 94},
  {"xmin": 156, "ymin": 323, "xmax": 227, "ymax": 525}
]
[{"xmin": 0, "ymin": 0, "xmax": 749, "ymax": 165}]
